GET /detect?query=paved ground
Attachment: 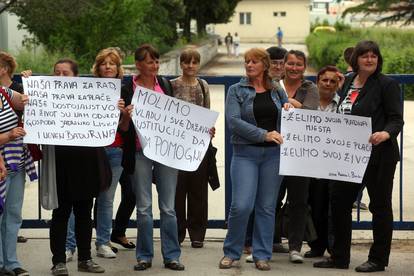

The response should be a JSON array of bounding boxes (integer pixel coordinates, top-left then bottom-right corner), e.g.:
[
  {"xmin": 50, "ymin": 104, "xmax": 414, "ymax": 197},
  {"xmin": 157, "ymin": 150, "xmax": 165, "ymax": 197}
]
[{"xmin": 17, "ymin": 43, "xmax": 414, "ymax": 275}]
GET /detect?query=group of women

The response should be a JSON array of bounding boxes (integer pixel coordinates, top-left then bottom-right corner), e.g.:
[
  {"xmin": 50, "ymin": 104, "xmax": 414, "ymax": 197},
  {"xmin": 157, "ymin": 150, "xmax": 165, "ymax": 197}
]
[
  {"xmin": 0, "ymin": 39, "xmax": 404, "ymax": 275},
  {"xmin": 221, "ymin": 40, "xmax": 403, "ymax": 273}
]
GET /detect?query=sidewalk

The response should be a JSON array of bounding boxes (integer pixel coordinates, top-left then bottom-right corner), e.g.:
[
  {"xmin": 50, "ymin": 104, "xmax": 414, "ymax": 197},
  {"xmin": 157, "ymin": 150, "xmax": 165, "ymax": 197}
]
[{"xmin": 17, "ymin": 239, "xmax": 414, "ymax": 275}]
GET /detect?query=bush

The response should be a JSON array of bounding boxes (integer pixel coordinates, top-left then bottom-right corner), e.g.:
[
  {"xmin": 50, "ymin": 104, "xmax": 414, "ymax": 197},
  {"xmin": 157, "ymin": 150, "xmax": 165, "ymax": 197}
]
[
  {"xmin": 306, "ymin": 28, "xmax": 414, "ymax": 100},
  {"xmin": 14, "ymin": 48, "xmax": 77, "ymax": 74}
]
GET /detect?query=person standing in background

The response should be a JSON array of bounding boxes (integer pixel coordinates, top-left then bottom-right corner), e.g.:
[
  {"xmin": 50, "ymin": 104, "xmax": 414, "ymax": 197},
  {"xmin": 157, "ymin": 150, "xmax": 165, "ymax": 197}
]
[
  {"xmin": 224, "ymin": 33, "xmax": 233, "ymax": 57},
  {"xmin": 277, "ymin": 27, "xmax": 283, "ymax": 47},
  {"xmin": 233, "ymin": 33, "xmax": 241, "ymax": 57},
  {"xmin": 172, "ymin": 48, "xmax": 214, "ymax": 249}
]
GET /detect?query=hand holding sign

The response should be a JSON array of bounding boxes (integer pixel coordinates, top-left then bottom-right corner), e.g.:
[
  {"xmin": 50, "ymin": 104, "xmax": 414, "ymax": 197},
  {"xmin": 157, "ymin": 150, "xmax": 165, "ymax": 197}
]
[{"xmin": 131, "ymin": 86, "xmax": 219, "ymax": 171}]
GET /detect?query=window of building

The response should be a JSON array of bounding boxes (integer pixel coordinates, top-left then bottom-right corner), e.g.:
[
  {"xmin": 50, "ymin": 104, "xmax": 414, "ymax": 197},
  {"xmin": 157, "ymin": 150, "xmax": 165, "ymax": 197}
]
[
  {"xmin": 273, "ymin": 11, "xmax": 287, "ymax": 17},
  {"xmin": 239, "ymin": 12, "xmax": 251, "ymax": 25}
]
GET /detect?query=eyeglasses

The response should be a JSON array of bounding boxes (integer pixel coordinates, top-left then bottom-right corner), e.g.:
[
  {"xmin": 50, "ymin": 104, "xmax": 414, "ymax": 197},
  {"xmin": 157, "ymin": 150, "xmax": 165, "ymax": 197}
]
[{"xmin": 270, "ymin": 60, "xmax": 284, "ymax": 66}]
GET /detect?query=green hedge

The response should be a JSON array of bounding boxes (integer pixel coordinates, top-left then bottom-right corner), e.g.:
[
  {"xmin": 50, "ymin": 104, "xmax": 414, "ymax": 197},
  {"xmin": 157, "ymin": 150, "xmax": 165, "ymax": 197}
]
[{"xmin": 306, "ymin": 28, "xmax": 414, "ymax": 99}]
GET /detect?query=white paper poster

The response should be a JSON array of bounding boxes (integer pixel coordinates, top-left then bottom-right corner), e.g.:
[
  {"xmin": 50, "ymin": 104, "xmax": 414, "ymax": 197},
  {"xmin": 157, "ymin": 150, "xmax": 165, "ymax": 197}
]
[
  {"xmin": 22, "ymin": 76, "xmax": 121, "ymax": 146},
  {"xmin": 131, "ymin": 85, "xmax": 219, "ymax": 171},
  {"xmin": 280, "ymin": 108, "xmax": 372, "ymax": 183}
]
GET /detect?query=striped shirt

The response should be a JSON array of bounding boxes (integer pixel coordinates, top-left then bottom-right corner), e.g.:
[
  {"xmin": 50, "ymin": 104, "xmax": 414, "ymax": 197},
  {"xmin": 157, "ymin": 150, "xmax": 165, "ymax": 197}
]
[{"xmin": 0, "ymin": 87, "xmax": 19, "ymax": 134}]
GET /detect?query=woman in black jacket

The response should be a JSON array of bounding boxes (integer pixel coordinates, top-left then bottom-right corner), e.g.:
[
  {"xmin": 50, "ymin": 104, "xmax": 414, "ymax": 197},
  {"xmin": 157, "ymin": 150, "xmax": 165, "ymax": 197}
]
[{"xmin": 314, "ymin": 40, "xmax": 404, "ymax": 272}]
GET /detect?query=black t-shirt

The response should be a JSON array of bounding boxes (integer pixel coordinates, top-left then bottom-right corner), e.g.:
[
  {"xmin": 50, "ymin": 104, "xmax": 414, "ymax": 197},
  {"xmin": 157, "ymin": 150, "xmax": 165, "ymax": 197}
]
[{"xmin": 253, "ymin": 90, "xmax": 278, "ymax": 147}]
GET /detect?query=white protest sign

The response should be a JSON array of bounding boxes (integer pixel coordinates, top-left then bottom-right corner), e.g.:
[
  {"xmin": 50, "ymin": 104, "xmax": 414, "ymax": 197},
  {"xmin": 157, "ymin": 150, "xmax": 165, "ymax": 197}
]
[
  {"xmin": 22, "ymin": 76, "xmax": 121, "ymax": 146},
  {"xmin": 280, "ymin": 109, "xmax": 372, "ymax": 183},
  {"xmin": 131, "ymin": 85, "xmax": 219, "ymax": 171}
]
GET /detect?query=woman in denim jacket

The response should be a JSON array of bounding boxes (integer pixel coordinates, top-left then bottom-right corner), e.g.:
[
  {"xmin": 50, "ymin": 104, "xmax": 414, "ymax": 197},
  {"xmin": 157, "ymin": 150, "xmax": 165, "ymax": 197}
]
[{"xmin": 219, "ymin": 48, "xmax": 289, "ymax": 271}]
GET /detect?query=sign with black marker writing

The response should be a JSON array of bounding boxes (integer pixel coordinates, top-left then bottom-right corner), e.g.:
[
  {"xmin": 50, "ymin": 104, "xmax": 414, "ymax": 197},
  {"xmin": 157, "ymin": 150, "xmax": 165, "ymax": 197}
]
[
  {"xmin": 280, "ymin": 109, "xmax": 372, "ymax": 183},
  {"xmin": 131, "ymin": 86, "xmax": 219, "ymax": 171},
  {"xmin": 22, "ymin": 76, "xmax": 121, "ymax": 146}
]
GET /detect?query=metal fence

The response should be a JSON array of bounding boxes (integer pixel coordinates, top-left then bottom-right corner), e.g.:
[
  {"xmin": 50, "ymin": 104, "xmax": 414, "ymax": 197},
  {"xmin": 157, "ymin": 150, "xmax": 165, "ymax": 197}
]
[{"xmin": 19, "ymin": 74, "xmax": 414, "ymax": 230}]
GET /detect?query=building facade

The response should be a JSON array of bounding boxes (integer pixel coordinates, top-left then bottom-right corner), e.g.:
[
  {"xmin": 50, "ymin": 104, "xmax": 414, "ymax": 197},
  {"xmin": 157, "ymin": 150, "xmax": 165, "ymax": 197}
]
[
  {"xmin": 0, "ymin": 12, "xmax": 29, "ymax": 51},
  {"xmin": 214, "ymin": 0, "xmax": 310, "ymax": 43}
]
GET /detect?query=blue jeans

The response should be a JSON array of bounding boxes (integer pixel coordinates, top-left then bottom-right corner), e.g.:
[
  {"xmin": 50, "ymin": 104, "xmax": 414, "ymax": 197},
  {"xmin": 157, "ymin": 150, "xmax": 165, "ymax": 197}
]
[
  {"xmin": 65, "ymin": 211, "xmax": 76, "ymax": 252},
  {"xmin": 0, "ymin": 170, "xmax": 25, "ymax": 270},
  {"xmin": 133, "ymin": 151, "xmax": 180, "ymax": 263},
  {"xmin": 223, "ymin": 145, "xmax": 283, "ymax": 261},
  {"xmin": 96, "ymin": 147, "xmax": 123, "ymax": 246}
]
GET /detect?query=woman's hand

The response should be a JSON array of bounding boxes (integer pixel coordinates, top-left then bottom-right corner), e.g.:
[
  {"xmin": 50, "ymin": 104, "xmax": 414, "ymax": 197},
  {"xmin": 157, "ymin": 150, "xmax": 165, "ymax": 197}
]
[
  {"xmin": 265, "ymin": 130, "xmax": 283, "ymax": 144},
  {"xmin": 336, "ymin": 72, "xmax": 345, "ymax": 89},
  {"xmin": 288, "ymin": 98, "xmax": 302, "ymax": 108},
  {"xmin": 283, "ymin": 102, "xmax": 294, "ymax": 111},
  {"xmin": 209, "ymin": 127, "xmax": 216, "ymax": 139},
  {"xmin": 8, "ymin": 127, "xmax": 26, "ymax": 140},
  {"xmin": 117, "ymin": 99, "xmax": 125, "ymax": 110},
  {"xmin": 12, "ymin": 93, "xmax": 29, "ymax": 110},
  {"xmin": 125, "ymin": 105, "xmax": 134, "ymax": 117},
  {"xmin": 21, "ymin": 70, "xmax": 33, "ymax": 78},
  {"xmin": 369, "ymin": 131, "xmax": 390, "ymax": 145},
  {"xmin": 0, "ymin": 157, "xmax": 6, "ymax": 181}
]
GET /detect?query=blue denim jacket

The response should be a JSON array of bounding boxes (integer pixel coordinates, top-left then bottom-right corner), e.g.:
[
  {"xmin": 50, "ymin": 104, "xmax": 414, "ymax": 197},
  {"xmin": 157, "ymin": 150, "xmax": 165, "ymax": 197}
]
[{"xmin": 225, "ymin": 77, "xmax": 288, "ymax": 145}]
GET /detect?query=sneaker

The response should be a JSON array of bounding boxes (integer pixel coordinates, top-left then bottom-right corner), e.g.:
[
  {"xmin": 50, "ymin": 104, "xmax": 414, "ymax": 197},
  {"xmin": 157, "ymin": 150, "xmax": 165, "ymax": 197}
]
[
  {"xmin": 0, "ymin": 268, "xmax": 15, "ymax": 276},
  {"xmin": 289, "ymin": 250, "xmax": 304, "ymax": 263},
  {"xmin": 78, "ymin": 259, "xmax": 105, "ymax": 273},
  {"xmin": 96, "ymin": 244, "xmax": 116, "ymax": 258},
  {"xmin": 51, "ymin": 263, "xmax": 69, "ymax": 276},
  {"xmin": 273, "ymin": 243, "xmax": 289, "ymax": 253},
  {"xmin": 12, "ymin": 267, "xmax": 29, "ymax": 276},
  {"xmin": 65, "ymin": 249, "xmax": 75, "ymax": 262},
  {"xmin": 245, "ymin": 254, "xmax": 253, "ymax": 263},
  {"xmin": 353, "ymin": 201, "xmax": 369, "ymax": 210}
]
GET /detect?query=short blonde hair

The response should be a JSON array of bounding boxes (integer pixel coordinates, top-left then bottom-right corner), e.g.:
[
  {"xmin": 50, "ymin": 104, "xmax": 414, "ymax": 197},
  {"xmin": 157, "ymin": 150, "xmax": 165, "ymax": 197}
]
[
  {"xmin": 244, "ymin": 48, "xmax": 272, "ymax": 89},
  {"xmin": 0, "ymin": 51, "xmax": 17, "ymax": 78},
  {"xmin": 92, "ymin": 48, "xmax": 124, "ymax": 79}
]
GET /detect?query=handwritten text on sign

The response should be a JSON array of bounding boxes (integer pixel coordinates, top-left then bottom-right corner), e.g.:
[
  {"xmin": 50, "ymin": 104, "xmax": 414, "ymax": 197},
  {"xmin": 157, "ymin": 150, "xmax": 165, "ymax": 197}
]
[
  {"xmin": 131, "ymin": 86, "xmax": 219, "ymax": 171},
  {"xmin": 22, "ymin": 76, "xmax": 121, "ymax": 146},
  {"xmin": 280, "ymin": 109, "xmax": 372, "ymax": 183}
]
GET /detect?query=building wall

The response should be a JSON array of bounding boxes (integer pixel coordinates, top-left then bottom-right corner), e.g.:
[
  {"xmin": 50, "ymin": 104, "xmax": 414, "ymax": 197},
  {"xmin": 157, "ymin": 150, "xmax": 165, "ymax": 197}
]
[
  {"xmin": 0, "ymin": 12, "xmax": 30, "ymax": 51},
  {"xmin": 214, "ymin": 0, "xmax": 310, "ymax": 43}
]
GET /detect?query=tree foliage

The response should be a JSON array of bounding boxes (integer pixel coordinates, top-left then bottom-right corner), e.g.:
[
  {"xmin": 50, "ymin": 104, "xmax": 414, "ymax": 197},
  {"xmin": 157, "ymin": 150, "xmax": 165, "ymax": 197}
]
[
  {"xmin": 6, "ymin": 0, "xmax": 183, "ymax": 68},
  {"xmin": 182, "ymin": 0, "xmax": 241, "ymax": 41},
  {"xmin": 342, "ymin": 0, "xmax": 414, "ymax": 26}
]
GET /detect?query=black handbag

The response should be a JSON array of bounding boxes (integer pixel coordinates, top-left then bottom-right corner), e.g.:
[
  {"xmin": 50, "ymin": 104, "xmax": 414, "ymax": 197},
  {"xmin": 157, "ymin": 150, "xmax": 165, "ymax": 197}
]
[{"xmin": 207, "ymin": 143, "xmax": 220, "ymax": 191}]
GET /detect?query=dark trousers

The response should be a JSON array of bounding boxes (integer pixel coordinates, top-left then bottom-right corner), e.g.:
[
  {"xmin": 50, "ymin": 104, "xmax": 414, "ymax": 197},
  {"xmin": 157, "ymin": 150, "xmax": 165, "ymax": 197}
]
[
  {"xmin": 330, "ymin": 158, "xmax": 396, "ymax": 267},
  {"xmin": 175, "ymin": 157, "xmax": 208, "ymax": 243},
  {"xmin": 50, "ymin": 198, "xmax": 93, "ymax": 265},
  {"xmin": 111, "ymin": 171, "xmax": 136, "ymax": 238},
  {"xmin": 308, "ymin": 178, "xmax": 332, "ymax": 254},
  {"xmin": 285, "ymin": 176, "xmax": 310, "ymax": 252}
]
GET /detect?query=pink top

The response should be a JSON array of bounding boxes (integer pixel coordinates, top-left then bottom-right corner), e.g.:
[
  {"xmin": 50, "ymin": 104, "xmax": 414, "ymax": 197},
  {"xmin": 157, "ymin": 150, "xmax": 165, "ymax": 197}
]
[{"xmin": 132, "ymin": 75, "xmax": 164, "ymax": 150}]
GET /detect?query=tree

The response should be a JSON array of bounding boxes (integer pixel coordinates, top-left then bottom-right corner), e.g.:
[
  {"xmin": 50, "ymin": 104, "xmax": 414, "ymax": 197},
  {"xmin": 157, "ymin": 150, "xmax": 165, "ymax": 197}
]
[
  {"xmin": 0, "ymin": 0, "xmax": 17, "ymax": 14},
  {"xmin": 342, "ymin": 0, "xmax": 414, "ymax": 26},
  {"xmin": 6, "ymin": 0, "xmax": 183, "ymax": 68},
  {"xmin": 182, "ymin": 0, "xmax": 241, "ymax": 41}
]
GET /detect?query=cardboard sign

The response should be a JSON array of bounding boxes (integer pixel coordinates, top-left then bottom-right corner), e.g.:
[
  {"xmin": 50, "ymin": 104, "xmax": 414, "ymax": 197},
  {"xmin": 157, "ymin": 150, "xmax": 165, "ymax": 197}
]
[
  {"xmin": 131, "ymin": 86, "xmax": 219, "ymax": 171},
  {"xmin": 280, "ymin": 108, "xmax": 372, "ymax": 183},
  {"xmin": 22, "ymin": 76, "xmax": 121, "ymax": 146}
]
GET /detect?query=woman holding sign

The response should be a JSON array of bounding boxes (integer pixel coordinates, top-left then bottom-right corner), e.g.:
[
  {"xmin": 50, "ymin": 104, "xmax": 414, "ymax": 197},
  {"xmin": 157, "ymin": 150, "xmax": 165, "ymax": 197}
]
[
  {"xmin": 121, "ymin": 44, "xmax": 185, "ymax": 271},
  {"xmin": 37, "ymin": 59, "xmax": 106, "ymax": 275},
  {"xmin": 171, "ymin": 48, "xmax": 212, "ymax": 249},
  {"xmin": 313, "ymin": 41, "xmax": 404, "ymax": 272},
  {"xmin": 278, "ymin": 50, "xmax": 319, "ymax": 264},
  {"xmin": 221, "ymin": 48, "xmax": 289, "ymax": 271}
]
